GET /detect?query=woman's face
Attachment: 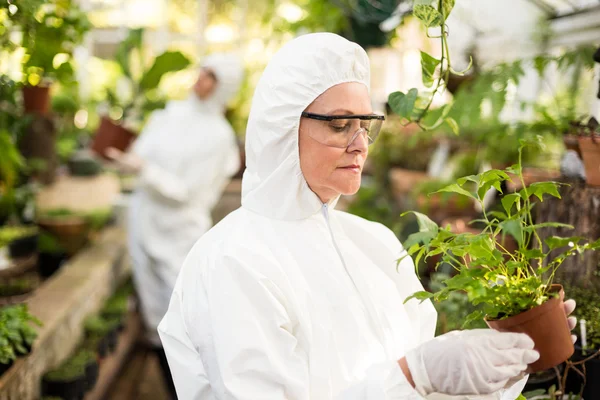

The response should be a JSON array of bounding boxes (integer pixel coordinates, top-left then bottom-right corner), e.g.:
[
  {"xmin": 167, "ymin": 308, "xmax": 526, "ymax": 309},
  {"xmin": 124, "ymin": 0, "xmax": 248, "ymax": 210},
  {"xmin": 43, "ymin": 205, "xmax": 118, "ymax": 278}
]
[
  {"xmin": 193, "ymin": 68, "xmax": 218, "ymax": 100},
  {"xmin": 299, "ymin": 82, "xmax": 371, "ymax": 203}
]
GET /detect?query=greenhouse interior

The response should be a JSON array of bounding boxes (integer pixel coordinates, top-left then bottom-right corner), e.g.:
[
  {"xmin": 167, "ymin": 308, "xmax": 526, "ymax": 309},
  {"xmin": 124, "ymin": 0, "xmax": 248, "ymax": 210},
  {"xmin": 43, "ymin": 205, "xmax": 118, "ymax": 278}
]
[{"xmin": 0, "ymin": 0, "xmax": 600, "ymax": 399}]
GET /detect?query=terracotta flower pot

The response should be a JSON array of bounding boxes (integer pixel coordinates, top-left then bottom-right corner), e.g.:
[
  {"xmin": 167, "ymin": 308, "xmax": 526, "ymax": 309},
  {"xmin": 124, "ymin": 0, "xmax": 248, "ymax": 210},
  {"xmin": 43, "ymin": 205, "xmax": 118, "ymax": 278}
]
[
  {"xmin": 22, "ymin": 85, "xmax": 51, "ymax": 116},
  {"xmin": 578, "ymin": 135, "xmax": 600, "ymax": 186},
  {"xmin": 563, "ymin": 134, "xmax": 582, "ymax": 158},
  {"xmin": 91, "ymin": 116, "xmax": 136, "ymax": 159},
  {"xmin": 486, "ymin": 284, "xmax": 573, "ymax": 373},
  {"xmin": 37, "ymin": 216, "xmax": 90, "ymax": 256}
]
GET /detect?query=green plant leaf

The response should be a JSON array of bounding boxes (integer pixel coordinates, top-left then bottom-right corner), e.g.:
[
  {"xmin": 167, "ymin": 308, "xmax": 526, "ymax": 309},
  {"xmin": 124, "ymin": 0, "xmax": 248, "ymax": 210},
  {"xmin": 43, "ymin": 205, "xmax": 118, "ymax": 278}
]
[
  {"xmin": 523, "ymin": 222, "xmax": 574, "ymax": 232},
  {"xmin": 139, "ymin": 51, "xmax": 191, "ymax": 91},
  {"xmin": 522, "ymin": 249, "xmax": 544, "ymax": 259},
  {"xmin": 421, "ymin": 51, "xmax": 440, "ymax": 88},
  {"xmin": 445, "ymin": 117, "xmax": 459, "ymax": 135},
  {"xmin": 545, "ymin": 236, "xmax": 583, "ymax": 251},
  {"xmin": 116, "ymin": 28, "xmax": 143, "ymax": 78},
  {"xmin": 501, "ymin": 193, "xmax": 521, "ymax": 215},
  {"xmin": 434, "ymin": 183, "xmax": 476, "ymax": 200},
  {"xmin": 413, "ymin": 4, "xmax": 443, "ymax": 28},
  {"xmin": 522, "ymin": 182, "xmax": 562, "ymax": 202},
  {"xmin": 389, "ymin": 89, "xmax": 419, "ymax": 120},
  {"xmin": 404, "ymin": 290, "xmax": 435, "ymax": 304},
  {"xmin": 477, "ymin": 170, "xmax": 509, "ymax": 199},
  {"xmin": 442, "ymin": 0, "xmax": 456, "ymax": 17},
  {"xmin": 402, "ymin": 211, "xmax": 439, "ymax": 234},
  {"xmin": 500, "ymin": 219, "xmax": 523, "ymax": 246},
  {"xmin": 403, "ymin": 231, "xmax": 437, "ymax": 250}
]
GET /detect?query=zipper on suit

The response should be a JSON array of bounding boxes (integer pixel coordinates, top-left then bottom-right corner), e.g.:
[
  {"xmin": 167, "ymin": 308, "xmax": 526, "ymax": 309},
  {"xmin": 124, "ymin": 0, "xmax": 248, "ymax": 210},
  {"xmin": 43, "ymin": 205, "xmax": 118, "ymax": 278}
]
[{"xmin": 321, "ymin": 204, "xmax": 361, "ymax": 295}]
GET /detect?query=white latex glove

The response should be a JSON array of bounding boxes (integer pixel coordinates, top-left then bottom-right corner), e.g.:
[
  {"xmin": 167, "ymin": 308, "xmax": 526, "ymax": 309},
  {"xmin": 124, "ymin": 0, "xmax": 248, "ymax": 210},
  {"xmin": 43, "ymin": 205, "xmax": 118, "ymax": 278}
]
[
  {"xmin": 404, "ymin": 329, "xmax": 539, "ymax": 397},
  {"xmin": 105, "ymin": 147, "xmax": 144, "ymax": 174}
]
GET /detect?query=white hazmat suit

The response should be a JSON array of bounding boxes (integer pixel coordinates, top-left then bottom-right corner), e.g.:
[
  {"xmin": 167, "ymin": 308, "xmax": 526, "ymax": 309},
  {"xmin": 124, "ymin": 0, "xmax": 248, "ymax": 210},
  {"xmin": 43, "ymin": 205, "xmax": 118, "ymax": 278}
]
[
  {"xmin": 129, "ymin": 53, "xmax": 243, "ymax": 344},
  {"xmin": 158, "ymin": 35, "xmax": 528, "ymax": 399}
]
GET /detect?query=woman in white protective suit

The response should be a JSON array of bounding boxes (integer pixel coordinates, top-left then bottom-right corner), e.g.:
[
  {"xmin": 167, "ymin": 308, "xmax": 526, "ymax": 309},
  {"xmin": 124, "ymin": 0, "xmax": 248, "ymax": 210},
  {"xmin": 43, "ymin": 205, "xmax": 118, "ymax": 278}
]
[
  {"xmin": 158, "ymin": 34, "xmax": 577, "ymax": 400},
  {"xmin": 107, "ymin": 53, "xmax": 243, "ymax": 399}
]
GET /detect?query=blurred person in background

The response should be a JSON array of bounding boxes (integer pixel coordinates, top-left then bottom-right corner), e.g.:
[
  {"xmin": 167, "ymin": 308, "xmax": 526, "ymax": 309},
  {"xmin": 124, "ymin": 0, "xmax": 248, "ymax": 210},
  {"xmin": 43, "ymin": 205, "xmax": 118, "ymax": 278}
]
[{"xmin": 106, "ymin": 53, "xmax": 243, "ymax": 399}]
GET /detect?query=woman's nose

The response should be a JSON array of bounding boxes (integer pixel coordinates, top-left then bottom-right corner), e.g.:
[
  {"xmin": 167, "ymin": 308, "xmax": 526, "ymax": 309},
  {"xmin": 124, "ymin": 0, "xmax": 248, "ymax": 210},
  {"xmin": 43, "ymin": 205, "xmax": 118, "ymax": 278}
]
[{"xmin": 347, "ymin": 129, "xmax": 368, "ymax": 153}]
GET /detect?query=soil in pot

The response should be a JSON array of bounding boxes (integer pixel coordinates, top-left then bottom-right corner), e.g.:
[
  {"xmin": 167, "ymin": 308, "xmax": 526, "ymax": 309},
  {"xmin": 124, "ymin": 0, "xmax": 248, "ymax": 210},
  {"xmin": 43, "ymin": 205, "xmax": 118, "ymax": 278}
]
[
  {"xmin": 486, "ymin": 284, "xmax": 574, "ymax": 373},
  {"xmin": 578, "ymin": 135, "xmax": 600, "ymax": 186},
  {"xmin": 564, "ymin": 347, "xmax": 600, "ymax": 399},
  {"xmin": 22, "ymin": 85, "xmax": 51, "ymax": 116},
  {"xmin": 8, "ymin": 233, "xmax": 39, "ymax": 259},
  {"xmin": 37, "ymin": 252, "xmax": 67, "ymax": 278},
  {"xmin": 0, "ymin": 277, "xmax": 37, "ymax": 298},
  {"xmin": 91, "ymin": 116, "xmax": 136, "ymax": 159}
]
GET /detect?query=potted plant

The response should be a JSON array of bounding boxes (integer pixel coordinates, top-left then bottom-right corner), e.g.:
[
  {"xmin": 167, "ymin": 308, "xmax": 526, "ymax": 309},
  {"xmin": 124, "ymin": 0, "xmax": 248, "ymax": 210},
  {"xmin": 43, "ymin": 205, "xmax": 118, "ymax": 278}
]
[
  {"xmin": 84, "ymin": 315, "xmax": 120, "ymax": 354},
  {"xmin": 0, "ymin": 225, "xmax": 39, "ymax": 259},
  {"xmin": 576, "ymin": 117, "xmax": 600, "ymax": 186},
  {"xmin": 66, "ymin": 151, "xmax": 103, "ymax": 177},
  {"xmin": 37, "ymin": 232, "xmax": 67, "ymax": 278},
  {"xmin": 0, "ymin": 304, "xmax": 42, "ymax": 375},
  {"xmin": 411, "ymin": 179, "xmax": 477, "ymax": 223},
  {"xmin": 42, "ymin": 359, "xmax": 87, "ymax": 400},
  {"xmin": 71, "ymin": 349, "xmax": 99, "ymax": 392},
  {"xmin": 91, "ymin": 28, "xmax": 191, "ymax": 158},
  {"xmin": 36, "ymin": 209, "xmax": 89, "ymax": 256},
  {"xmin": 0, "ymin": 278, "xmax": 38, "ymax": 303},
  {"xmin": 101, "ymin": 293, "xmax": 130, "ymax": 332},
  {"xmin": 401, "ymin": 142, "xmax": 600, "ymax": 373},
  {"xmin": 3, "ymin": 0, "xmax": 90, "ymax": 115}
]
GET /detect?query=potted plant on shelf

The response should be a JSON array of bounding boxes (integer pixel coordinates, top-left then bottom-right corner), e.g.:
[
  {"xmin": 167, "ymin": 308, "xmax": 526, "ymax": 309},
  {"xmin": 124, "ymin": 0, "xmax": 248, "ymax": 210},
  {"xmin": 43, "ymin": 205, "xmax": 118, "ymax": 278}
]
[
  {"xmin": 36, "ymin": 209, "xmax": 89, "ymax": 256},
  {"xmin": 401, "ymin": 141, "xmax": 600, "ymax": 373},
  {"xmin": 0, "ymin": 225, "xmax": 39, "ymax": 259},
  {"xmin": 3, "ymin": 0, "xmax": 90, "ymax": 115},
  {"xmin": 0, "ymin": 278, "xmax": 38, "ymax": 304},
  {"xmin": 0, "ymin": 304, "xmax": 42, "ymax": 375},
  {"xmin": 84, "ymin": 315, "xmax": 120, "ymax": 355},
  {"xmin": 42, "ymin": 357, "xmax": 87, "ymax": 400},
  {"xmin": 91, "ymin": 28, "xmax": 191, "ymax": 158},
  {"xmin": 37, "ymin": 232, "xmax": 67, "ymax": 278},
  {"xmin": 576, "ymin": 117, "xmax": 600, "ymax": 186}
]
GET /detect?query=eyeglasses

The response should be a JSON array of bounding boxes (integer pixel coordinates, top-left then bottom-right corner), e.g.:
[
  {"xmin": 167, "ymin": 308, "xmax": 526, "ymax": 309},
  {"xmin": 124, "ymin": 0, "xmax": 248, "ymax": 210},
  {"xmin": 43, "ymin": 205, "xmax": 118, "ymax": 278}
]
[{"xmin": 301, "ymin": 112, "xmax": 385, "ymax": 148}]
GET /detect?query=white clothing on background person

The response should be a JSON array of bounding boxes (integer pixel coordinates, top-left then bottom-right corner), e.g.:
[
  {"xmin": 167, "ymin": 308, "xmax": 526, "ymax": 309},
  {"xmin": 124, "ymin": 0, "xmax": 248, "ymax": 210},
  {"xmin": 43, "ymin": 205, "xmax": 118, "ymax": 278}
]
[
  {"xmin": 129, "ymin": 53, "xmax": 243, "ymax": 344},
  {"xmin": 157, "ymin": 34, "xmax": 527, "ymax": 399}
]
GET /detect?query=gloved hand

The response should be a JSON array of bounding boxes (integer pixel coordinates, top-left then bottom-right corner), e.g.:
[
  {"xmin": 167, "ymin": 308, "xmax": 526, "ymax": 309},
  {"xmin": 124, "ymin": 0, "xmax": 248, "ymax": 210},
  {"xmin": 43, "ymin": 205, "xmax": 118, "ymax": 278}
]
[
  {"xmin": 404, "ymin": 329, "xmax": 539, "ymax": 397},
  {"xmin": 105, "ymin": 147, "xmax": 144, "ymax": 174}
]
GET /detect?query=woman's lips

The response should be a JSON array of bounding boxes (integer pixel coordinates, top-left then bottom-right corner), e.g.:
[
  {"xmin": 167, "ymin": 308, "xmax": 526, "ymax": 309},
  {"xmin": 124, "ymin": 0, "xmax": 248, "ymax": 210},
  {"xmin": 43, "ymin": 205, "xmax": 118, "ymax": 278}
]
[{"xmin": 338, "ymin": 165, "xmax": 361, "ymax": 173}]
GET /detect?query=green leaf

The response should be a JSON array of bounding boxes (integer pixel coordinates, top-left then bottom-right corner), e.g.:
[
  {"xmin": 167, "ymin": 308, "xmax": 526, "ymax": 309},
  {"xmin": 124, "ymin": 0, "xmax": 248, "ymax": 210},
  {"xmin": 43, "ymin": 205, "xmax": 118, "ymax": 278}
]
[
  {"xmin": 533, "ymin": 55, "xmax": 550, "ymax": 77},
  {"xmin": 388, "ymin": 89, "xmax": 419, "ymax": 120},
  {"xmin": 500, "ymin": 219, "xmax": 523, "ymax": 246},
  {"xmin": 545, "ymin": 236, "xmax": 583, "ymax": 251},
  {"xmin": 116, "ymin": 28, "xmax": 144, "ymax": 78},
  {"xmin": 442, "ymin": 0, "xmax": 456, "ymax": 17},
  {"xmin": 445, "ymin": 117, "xmax": 459, "ymax": 135},
  {"xmin": 403, "ymin": 231, "xmax": 437, "ymax": 249},
  {"xmin": 523, "ymin": 222, "xmax": 574, "ymax": 232},
  {"xmin": 522, "ymin": 182, "xmax": 562, "ymax": 202},
  {"xmin": 477, "ymin": 170, "xmax": 509, "ymax": 199},
  {"xmin": 404, "ymin": 291, "xmax": 435, "ymax": 304},
  {"xmin": 522, "ymin": 249, "xmax": 544, "ymax": 259},
  {"xmin": 434, "ymin": 183, "xmax": 476, "ymax": 200},
  {"xmin": 501, "ymin": 193, "xmax": 521, "ymax": 215},
  {"xmin": 420, "ymin": 51, "xmax": 440, "ymax": 88},
  {"xmin": 140, "ymin": 51, "xmax": 191, "ymax": 91},
  {"xmin": 402, "ymin": 211, "xmax": 439, "ymax": 234},
  {"xmin": 413, "ymin": 4, "xmax": 443, "ymax": 28}
]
